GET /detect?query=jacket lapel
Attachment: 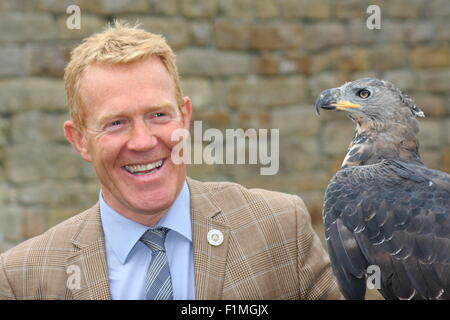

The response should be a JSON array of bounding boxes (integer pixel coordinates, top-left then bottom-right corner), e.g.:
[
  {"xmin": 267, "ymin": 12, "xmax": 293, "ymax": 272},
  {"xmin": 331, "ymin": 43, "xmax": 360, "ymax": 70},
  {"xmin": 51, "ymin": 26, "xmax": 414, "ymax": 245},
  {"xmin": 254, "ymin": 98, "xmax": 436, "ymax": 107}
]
[
  {"xmin": 64, "ymin": 178, "xmax": 229, "ymax": 300},
  {"xmin": 65, "ymin": 204, "xmax": 112, "ymax": 300},
  {"xmin": 187, "ymin": 178, "xmax": 230, "ymax": 300}
]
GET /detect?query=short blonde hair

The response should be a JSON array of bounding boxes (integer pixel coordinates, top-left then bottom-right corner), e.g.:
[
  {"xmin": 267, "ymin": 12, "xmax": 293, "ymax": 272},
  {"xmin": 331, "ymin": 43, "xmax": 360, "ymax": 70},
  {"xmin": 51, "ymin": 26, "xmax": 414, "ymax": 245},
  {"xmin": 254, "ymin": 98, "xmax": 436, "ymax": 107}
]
[{"xmin": 64, "ymin": 20, "xmax": 183, "ymax": 130}]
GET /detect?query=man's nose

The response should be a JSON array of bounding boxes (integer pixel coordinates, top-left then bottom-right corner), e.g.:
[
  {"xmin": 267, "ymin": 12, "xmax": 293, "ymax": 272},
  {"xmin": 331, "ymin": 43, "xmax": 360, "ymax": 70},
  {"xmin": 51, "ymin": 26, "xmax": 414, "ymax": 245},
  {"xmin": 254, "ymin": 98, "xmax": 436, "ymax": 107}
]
[{"xmin": 127, "ymin": 121, "xmax": 158, "ymax": 151}]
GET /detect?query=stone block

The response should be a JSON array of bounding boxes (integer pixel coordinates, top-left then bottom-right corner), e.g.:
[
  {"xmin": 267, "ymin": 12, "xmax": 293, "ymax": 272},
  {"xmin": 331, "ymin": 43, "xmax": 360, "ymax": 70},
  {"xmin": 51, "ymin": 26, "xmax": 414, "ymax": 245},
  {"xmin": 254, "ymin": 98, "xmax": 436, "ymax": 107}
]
[
  {"xmin": 417, "ymin": 70, "xmax": 450, "ymax": 93},
  {"xmin": 0, "ymin": 117, "xmax": 8, "ymax": 147},
  {"xmin": 2, "ymin": 206, "xmax": 23, "ymax": 243},
  {"xmin": 348, "ymin": 19, "xmax": 381, "ymax": 45},
  {"xmin": 148, "ymin": 0, "xmax": 178, "ymax": 15},
  {"xmin": 214, "ymin": 21, "xmax": 250, "ymax": 50},
  {"xmin": 81, "ymin": 161, "xmax": 97, "ymax": 179},
  {"xmin": 257, "ymin": 54, "xmax": 282, "ymax": 75},
  {"xmin": 412, "ymin": 94, "xmax": 447, "ymax": 117},
  {"xmin": 238, "ymin": 111, "xmax": 270, "ymax": 130},
  {"xmin": 191, "ymin": 108, "xmax": 232, "ymax": 130},
  {"xmin": 23, "ymin": 208, "xmax": 48, "ymax": 239},
  {"xmin": 47, "ymin": 207, "xmax": 80, "ymax": 228},
  {"xmin": 180, "ymin": 78, "xmax": 212, "ymax": 110},
  {"xmin": 101, "ymin": 0, "xmax": 149, "ymax": 13},
  {"xmin": 227, "ymin": 76, "xmax": 306, "ymax": 109},
  {"xmin": 26, "ymin": 42, "xmax": 75, "ymax": 77},
  {"xmin": 382, "ymin": 70, "xmax": 419, "ymax": 92},
  {"xmin": 84, "ymin": 180, "xmax": 101, "ymax": 204},
  {"xmin": 411, "ymin": 46, "xmax": 449, "ymax": 69},
  {"xmin": 0, "ymin": 0, "xmax": 38, "ymax": 10},
  {"xmin": 0, "ymin": 12, "xmax": 56, "ymax": 42},
  {"xmin": 278, "ymin": 140, "xmax": 323, "ymax": 173},
  {"xmin": 307, "ymin": 72, "xmax": 342, "ymax": 98},
  {"xmin": 5, "ymin": 144, "xmax": 81, "ymax": 184},
  {"xmin": 19, "ymin": 181, "xmax": 89, "ymax": 207},
  {"xmin": 417, "ymin": 119, "xmax": 445, "ymax": 149},
  {"xmin": 37, "ymin": 0, "xmax": 81, "ymax": 12},
  {"xmin": 134, "ymin": 17, "xmax": 189, "ymax": 50},
  {"xmin": 320, "ymin": 120, "xmax": 354, "ymax": 156},
  {"xmin": 421, "ymin": 150, "xmax": 442, "ymax": 170},
  {"xmin": 380, "ymin": 21, "xmax": 410, "ymax": 43},
  {"xmin": 370, "ymin": 45, "xmax": 408, "ymax": 70},
  {"xmin": 336, "ymin": 47, "xmax": 370, "ymax": 72},
  {"xmin": 179, "ymin": 0, "xmax": 218, "ymax": 17},
  {"xmin": 25, "ymin": 79, "xmax": 66, "ymax": 111},
  {"xmin": 271, "ymin": 105, "xmax": 321, "ymax": 137},
  {"xmin": 442, "ymin": 147, "xmax": 450, "ymax": 173},
  {"xmin": 0, "ymin": 80, "xmax": 30, "ymax": 113},
  {"xmin": 220, "ymin": 0, "xmax": 279, "ymax": 19},
  {"xmin": 388, "ymin": 0, "xmax": 421, "ymax": 18},
  {"xmin": 0, "ymin": 78, "xmax": 66, "ymax": 113},
  {"xmin": 11, "ymin": 111, "xmax": 67, "ymax": 144},
  {"xmin": 210, "ymin": 79, "xmax": 229, "ymax": 109},
  {"xmin": 277, "ymin": 23, "xmax": 306, "ymax": 50},
  {"xmin": 304, "ymin": 22, "xmax": 347, "ymax": 51},
  {"xmin": 72, "ymin": 0, "xmax": 148, "ymax": 14},
  {"xmin": 249, "ymin": 24, "xmax": 285, "ymax": 50},
  {"xmin": 425, "ymin": 0, "xmax": 450, "ymax": 17},
  {"xmin": 191, "ymin": 21, "xmax": 212, "ymax": 46},
  {"xmin": 445, "ymin": 119, "xmax": 450, "ymax": 145},
  {"xmin": 0, "ymin": 45, "xmax": 27, "ymax": 77},
  {"xmin": 407, "ymin": 21, "xmax": 437, "ymax": 43},
  {"xmin": 335, "ymin": 0, "xmax": 381, "ymax": 19},
  {"xmin": 436, "ymin": 20, "xmax": 450, "ymax": 41},
  {"xmin": 279, "ymin": 0, "xmax": 331, "ymax": 19},
  {"xmin": 177, "ymin": 48, "xmax": 257, "ymax": 76}
]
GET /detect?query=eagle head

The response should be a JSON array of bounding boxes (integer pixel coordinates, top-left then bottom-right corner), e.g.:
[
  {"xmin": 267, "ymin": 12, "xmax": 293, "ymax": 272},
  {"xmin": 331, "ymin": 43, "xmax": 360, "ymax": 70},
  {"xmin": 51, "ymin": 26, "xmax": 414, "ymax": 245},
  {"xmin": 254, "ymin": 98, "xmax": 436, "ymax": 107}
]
[{"xmin": 315, "ymin": 78, "xmax": 425, "ymax": 128}]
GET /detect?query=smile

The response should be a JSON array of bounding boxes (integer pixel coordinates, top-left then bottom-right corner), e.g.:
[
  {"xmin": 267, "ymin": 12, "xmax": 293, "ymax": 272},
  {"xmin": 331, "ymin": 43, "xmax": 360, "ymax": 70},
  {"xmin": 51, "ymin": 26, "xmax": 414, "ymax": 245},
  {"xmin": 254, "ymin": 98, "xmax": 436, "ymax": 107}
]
[{"xmin": 124, "ymin": 159, "xmax": 164, "ymax": 175}]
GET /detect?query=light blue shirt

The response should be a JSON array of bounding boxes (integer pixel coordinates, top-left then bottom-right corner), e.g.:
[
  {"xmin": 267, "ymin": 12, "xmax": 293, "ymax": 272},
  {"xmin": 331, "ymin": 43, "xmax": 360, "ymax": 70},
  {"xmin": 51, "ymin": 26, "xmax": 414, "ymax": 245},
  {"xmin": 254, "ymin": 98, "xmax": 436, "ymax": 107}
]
[{"xmin": 99, "ymin": 181, "xmax": 195, "ymax": 300}]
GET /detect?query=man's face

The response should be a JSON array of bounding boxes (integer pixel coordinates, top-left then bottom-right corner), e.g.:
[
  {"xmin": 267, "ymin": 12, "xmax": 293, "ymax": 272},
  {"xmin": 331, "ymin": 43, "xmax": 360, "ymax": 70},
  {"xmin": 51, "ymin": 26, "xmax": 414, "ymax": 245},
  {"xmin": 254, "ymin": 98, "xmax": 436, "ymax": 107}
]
[{"xmin": 66, "ymin": 57, "xmax": 191, "ymax": 225}]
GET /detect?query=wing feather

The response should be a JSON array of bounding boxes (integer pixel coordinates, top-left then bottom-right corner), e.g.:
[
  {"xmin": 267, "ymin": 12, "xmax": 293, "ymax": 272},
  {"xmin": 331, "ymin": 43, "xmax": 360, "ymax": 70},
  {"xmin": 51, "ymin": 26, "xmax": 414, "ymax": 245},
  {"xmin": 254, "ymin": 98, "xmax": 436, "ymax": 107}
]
[{"xmin": 323, "ymin": 159, "xmax": 450, "ymax": 299}]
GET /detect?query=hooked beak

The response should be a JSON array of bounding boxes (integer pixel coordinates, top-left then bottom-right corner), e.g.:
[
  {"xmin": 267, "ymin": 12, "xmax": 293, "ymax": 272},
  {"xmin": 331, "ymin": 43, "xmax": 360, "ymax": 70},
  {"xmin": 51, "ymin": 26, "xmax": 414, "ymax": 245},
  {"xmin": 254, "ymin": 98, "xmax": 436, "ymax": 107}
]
[{"xmin": 315, "ymin": 88, "xmax": 361, "ymax": 115}]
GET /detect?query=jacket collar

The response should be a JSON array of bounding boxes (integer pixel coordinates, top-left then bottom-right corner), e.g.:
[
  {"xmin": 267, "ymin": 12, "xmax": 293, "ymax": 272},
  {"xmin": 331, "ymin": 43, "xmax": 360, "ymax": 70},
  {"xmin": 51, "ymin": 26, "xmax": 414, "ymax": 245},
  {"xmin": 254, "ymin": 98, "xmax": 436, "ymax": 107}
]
[{"xmin": 66, "ymin": 177, "xmax": 230, "ymax": 300}]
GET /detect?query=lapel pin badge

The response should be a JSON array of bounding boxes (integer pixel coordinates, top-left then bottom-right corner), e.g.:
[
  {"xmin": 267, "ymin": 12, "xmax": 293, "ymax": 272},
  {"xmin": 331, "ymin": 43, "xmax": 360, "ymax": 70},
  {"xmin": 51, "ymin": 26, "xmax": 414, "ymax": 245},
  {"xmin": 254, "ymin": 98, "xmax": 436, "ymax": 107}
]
[{"xmin": 207, "ymin": 229, "xmax": 224, "ymax": 246}]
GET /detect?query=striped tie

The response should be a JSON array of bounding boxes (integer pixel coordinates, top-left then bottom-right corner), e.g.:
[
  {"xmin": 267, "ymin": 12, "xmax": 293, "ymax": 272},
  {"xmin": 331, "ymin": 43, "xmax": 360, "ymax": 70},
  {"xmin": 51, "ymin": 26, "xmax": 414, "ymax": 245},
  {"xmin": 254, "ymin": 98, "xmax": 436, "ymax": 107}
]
[{"xmin": 140, "ymin": 227, "xmax": 173, "ymax": 300}]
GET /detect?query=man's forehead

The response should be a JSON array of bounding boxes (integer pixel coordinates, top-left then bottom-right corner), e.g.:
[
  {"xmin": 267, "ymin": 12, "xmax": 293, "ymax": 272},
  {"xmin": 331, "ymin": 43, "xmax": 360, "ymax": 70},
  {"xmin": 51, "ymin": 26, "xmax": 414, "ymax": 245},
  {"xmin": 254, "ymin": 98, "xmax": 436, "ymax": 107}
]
[{"xmin": 79, "ymin": 58, "xmax": 175, "ymax": 107}]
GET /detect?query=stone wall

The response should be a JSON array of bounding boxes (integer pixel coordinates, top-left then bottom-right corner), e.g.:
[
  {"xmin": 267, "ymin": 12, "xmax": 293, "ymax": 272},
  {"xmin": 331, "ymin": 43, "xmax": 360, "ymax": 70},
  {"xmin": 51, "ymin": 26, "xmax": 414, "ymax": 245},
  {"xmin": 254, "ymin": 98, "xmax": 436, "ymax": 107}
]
[{"xmin": 0, "ymin": 0, "xmax": 449, "ymax": 254}]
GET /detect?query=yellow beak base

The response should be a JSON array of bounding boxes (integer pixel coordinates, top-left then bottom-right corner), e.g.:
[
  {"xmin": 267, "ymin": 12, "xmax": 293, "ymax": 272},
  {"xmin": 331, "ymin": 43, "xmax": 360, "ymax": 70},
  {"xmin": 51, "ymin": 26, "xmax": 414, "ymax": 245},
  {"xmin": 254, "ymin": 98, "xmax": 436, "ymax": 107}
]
[{"xmin": 332, "ymin": 101, "xmax": 361, "ymax": 111}]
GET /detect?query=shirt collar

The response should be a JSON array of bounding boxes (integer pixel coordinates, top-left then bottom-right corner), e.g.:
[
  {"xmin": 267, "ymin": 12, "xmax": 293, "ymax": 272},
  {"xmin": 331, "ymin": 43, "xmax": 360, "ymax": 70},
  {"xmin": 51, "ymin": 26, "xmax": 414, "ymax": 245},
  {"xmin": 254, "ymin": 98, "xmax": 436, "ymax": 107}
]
[{"xmin": 99, "ymin": 181, "xmax": 191, "ymax": 264}]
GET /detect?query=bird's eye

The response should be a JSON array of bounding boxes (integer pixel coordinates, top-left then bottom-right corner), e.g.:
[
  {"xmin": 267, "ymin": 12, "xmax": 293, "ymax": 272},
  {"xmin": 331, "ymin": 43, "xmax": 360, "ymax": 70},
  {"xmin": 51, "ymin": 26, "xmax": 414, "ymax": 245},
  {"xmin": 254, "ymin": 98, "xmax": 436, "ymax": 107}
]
[{"xmin": 357, "ymin": 89, "xmax": 371, "ymax": 99}]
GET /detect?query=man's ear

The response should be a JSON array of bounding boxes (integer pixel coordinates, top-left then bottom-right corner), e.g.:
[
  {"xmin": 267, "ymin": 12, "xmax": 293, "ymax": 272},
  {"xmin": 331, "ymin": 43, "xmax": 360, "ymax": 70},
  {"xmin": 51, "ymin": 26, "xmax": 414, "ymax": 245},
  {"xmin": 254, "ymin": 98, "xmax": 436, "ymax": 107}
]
[
  {"xmin": 181, "ymin": 96, "xmax": 193, "ymax": 129},
  {"xmin": 64, "ymin": 120, "xmax": 93, "ymax": 162}
]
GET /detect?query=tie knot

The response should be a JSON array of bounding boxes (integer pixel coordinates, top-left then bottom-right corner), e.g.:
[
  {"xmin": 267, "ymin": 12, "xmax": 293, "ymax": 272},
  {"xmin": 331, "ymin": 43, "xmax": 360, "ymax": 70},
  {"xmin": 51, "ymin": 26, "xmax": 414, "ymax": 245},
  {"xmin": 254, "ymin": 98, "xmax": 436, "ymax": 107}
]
[{"xmin": 140, "ymin": 227, "xmax": 170, "ymax": 252}]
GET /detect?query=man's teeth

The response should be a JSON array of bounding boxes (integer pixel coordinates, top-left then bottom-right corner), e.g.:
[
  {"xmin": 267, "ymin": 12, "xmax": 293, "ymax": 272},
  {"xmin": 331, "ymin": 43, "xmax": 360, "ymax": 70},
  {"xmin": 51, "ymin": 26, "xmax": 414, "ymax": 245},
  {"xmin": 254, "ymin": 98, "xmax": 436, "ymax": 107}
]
[{"xmin": 125, "ymin": 160, "xmax": 163, "ymax": 173}]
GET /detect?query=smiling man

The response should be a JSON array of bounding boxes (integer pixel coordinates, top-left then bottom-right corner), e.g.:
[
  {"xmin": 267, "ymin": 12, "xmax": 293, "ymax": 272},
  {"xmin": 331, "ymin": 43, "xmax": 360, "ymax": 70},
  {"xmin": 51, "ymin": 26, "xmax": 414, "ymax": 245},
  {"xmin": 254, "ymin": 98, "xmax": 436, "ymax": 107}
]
[{"xmin": 0, "ymin": 21, "xmax": 342, "ymax": 300}]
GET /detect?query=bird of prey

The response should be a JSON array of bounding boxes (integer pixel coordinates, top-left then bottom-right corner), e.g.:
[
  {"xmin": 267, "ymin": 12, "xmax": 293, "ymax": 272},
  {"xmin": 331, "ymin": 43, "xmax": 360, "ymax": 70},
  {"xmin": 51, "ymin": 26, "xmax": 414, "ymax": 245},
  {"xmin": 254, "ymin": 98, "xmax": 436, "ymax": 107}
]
[{"xmin": 315, "ymin": 78, "xmax": 450, "ymax": 300}]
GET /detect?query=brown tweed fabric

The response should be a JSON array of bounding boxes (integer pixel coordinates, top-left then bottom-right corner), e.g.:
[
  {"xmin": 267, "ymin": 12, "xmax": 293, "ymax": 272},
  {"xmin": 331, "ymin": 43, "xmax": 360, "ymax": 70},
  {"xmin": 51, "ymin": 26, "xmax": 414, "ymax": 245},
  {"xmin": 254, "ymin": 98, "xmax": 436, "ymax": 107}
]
[{"xmin": 0, "ymin": 177, "xmax": 343, "ymax": 300}]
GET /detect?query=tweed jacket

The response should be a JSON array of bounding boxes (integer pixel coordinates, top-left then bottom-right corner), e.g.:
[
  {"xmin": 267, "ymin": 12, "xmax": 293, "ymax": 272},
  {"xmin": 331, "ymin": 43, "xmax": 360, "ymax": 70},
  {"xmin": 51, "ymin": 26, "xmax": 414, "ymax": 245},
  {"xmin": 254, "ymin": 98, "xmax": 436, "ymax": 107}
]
[{"xmin": 0, "ymin": 178, "xmax": 342, "ymax": 300}]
